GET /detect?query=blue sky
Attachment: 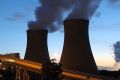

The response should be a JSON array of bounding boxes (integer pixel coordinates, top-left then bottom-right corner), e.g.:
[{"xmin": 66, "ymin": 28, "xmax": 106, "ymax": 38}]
[{"xmin": 0, "ymin": 0, "xmax": 120, "ymax": 70}]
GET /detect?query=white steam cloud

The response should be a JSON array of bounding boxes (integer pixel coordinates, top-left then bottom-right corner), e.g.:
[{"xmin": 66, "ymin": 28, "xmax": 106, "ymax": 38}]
[{"xmin": 28, "ymin": 0, "xmax": 102, "ymax": 32}]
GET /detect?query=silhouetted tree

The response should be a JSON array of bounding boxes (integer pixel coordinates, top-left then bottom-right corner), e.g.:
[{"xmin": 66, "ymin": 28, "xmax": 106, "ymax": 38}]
[{"xmin": 41, "ymin": 59, "xmax": 63, "ymax": 80}]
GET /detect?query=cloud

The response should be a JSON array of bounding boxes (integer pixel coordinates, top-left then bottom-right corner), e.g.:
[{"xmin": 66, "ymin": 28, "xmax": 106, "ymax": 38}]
[
  {"xmin": 113, "ymin": 41, "xmax": 120, "ymax": 62},
  {"xmin": 94, "ymin": 12, "xmax": 101, "ymax": 18},
  {"xmin": 90, "ymin": 23, "xmax": 120, "ymax": 31},
  {"xmin": 5, "ymin": 12, "xmax": 26, "ymax": 21},
  {"xmin": 28, "ymin": 0, "xmax": 102, "ymax": 32},
  {"xmin": 6, "ymin": 17, "xmax": 19, "ymax": 21},
  {"xmin": 108, "ymin": 0, "xmax": 120, "ymax": 8},
  {"xmin": 13, "ymin": 13, "xmax": 25, "ymax": 19},
  {"xmin": 98, "ymin": 66, "xmax": 115, "ymax": 71},
  {"xmin": 24, "ymin": 7, "xmax": 36, "ymax": 12},
  {"xmin": 109, "ymin": 0, "xmax": 119, "ymax": 4}
]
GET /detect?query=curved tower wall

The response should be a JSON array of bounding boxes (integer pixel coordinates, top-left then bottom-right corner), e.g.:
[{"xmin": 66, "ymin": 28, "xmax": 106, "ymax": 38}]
[
  {"xmin": 24, "ymin": 29, "xmax": 50, "ymax": 63},
  {"xmin": 60, "ymin": 19, "xmax": 98, "ymax": 73}
]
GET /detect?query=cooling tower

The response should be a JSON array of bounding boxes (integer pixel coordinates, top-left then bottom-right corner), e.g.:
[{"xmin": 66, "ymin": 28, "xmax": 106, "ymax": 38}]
[
  {"xmin": 60, "ymin": 19, "xmax": 98, "ymax": 73},
  {"xmin": 24, "ymin": 29, "xmax": 50, "ymax": 63}
]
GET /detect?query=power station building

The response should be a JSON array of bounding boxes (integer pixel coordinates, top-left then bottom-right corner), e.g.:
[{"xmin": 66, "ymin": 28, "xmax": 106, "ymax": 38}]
[{"xmin": 24, "ymin": 19, "xmax": 98, "ymax": 74}]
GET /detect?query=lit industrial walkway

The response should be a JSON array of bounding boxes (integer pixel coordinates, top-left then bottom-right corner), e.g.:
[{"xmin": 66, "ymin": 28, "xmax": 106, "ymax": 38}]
[{"xmin": 0, "ymin": 56, "xmax": 118, "ymax": 80}]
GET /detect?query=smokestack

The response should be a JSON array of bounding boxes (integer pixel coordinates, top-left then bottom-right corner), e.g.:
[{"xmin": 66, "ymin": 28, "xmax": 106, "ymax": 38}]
[
  {"xmin": 24, "ymin": 29, "xmax": 50, "ymax": 63},
  {"xmin": 60, "ymin": 19, "xmax": 98, "ymax": 73}
]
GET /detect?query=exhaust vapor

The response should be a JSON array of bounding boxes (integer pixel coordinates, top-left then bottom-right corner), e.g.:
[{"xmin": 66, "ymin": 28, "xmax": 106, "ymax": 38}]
[{"xmin": 28, "ymin": 0, "xmax": 102, "ymax": 32}]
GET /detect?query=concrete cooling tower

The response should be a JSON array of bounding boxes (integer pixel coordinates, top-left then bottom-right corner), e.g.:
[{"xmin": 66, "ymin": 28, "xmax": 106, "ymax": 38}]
[
  {"xmin": 24, "ymin": 29, "xmax": 50, "ymax": 64},
  {"xmin": 60, "ymin": 19, "xmax": 98, "ymax": 73}
]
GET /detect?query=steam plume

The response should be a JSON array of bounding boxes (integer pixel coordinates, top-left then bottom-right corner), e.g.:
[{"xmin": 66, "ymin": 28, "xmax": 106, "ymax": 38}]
[
  {"xmin": 113, "ymin": 41, "xmax": 120, "ymax": 62},
  {"xmin": 29, "ymin": 0, "xmax": 101, "ymax": 32},
  {"xmin": 108, "ymin": 0, "xmax": 120, "ymax": 7},
  {"xmin": 109, "ymin": 0, "xmax": 120, "ymax": 4},
  {"xmin": 29, "ymin": 0, "xmax": 74, "ymax": 32},
  {"xmin": 66, "ymin": 0, "xmax": 101, "ymax": 20}
]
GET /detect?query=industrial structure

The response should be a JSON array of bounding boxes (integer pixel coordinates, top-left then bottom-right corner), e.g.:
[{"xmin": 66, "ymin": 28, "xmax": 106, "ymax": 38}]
[
  {"xmin": 60, "ymin": 19, "xmax": 98, "ymax": 73},
  {"xmin": 0, "ymin": 53, "xmax": 20, "ymax": 59},
  {"xmin": 24, "ymin": 29, "xmax": 50, "ymax": 63},
  {"xmin": 0, "ymin": 56, "xmax": 118, "ymax": 80}
]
